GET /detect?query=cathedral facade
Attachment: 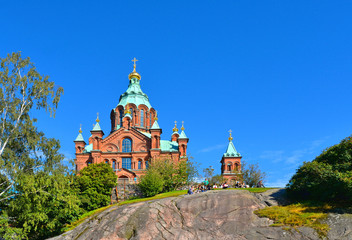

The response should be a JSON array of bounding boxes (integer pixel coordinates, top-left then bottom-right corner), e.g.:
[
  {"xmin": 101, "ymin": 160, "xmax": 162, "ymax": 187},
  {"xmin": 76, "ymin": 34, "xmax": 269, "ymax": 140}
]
[
  {"xmin": 74, "ymin": 59, "xmax": 189, "ymax": 183},
  {"xmin": 220, "ymin": 130, "xmax": 242, "ymax": 182}
]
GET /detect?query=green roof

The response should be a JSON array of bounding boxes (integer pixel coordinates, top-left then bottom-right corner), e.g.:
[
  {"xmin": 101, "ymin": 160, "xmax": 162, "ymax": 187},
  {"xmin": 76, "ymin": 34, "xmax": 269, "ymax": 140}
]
[
  {"xmin": 83, "ymin": 143, "xmax": 93, "ymax": 153},
  {"xmin": 117, "ymin": 78, "xmax": 152, "ymax": 108},
  {"xmin": 92, "ymin": 122, "xmax": 102, "ymax": 131},
  {"xmin": 75, "ymin": 133, "xmax": 84, "ymax": 142},
  {"xmin": 160, "ymin": 140, "xmax": 179, "ymax": 152},
  {"xmin": 151, "ymin": 120, "xmax": 160, "ymax": 129},
  {"xmin": 224, "ymin": 141, "xmax": 241, "ymax": 157},
  {"xmin": 179, "ymin": 130, "xmax": 188, "ymax": 139}
]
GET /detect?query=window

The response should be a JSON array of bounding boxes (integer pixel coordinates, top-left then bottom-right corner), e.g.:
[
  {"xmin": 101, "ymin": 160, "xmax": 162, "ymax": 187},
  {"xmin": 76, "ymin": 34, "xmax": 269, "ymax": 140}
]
[
  {"xmin": 119, "ymin": 109, "xmax": 123, "ymax": 126},
  {"xmin": 227, "ymin": 164, "xmax": 231, "ymax": 171},
  {"xmin": 122, "ymin": 138, "xmax": 132, "ymax": 152},
  {"xmin": 145, "ymin": 160, "xmax": 149, "ymax": 169},
  {"xmin": 138, "ymin": 160, "xmax": 142, "ymax": 169},
  {"xmin": 140, "ymin": 109, "xmax": 144, "ymax": 127},
  {"xmin": 130, "ymin": 108, "xmax": 133, "ymax": 119},
  {"xmin": 112, "ymin": 160, "xmax": 116, "ymax": 170},
  {"xmin": 105, "ymin": 160, "xmax": 109, "ymax": 164},
  {"xmin": 122, "ymin": 158, "xmax": 132, "ymax": 169},
  {"xmin": 150, "ymin": 113, "xmax": 152, "ymax": 128}
]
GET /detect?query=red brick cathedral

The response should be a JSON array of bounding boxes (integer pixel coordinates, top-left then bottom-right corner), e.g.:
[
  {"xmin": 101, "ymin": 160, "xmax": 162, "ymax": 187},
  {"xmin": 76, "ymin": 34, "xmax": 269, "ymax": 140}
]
[{"xmin": 74, "ymin": 59, "xmax": 189, "ymax": 182}]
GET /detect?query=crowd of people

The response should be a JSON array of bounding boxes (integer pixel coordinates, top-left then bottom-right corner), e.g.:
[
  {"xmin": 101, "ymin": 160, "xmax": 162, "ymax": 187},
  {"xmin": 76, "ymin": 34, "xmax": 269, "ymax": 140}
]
[{"xmin": 187, "ymin": 179, "xmax": 265, "ymax": 195}]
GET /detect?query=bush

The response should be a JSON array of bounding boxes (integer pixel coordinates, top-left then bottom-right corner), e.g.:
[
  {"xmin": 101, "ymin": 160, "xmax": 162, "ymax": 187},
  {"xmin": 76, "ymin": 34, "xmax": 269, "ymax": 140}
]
[
  {"xmin": 287, "ymin": 136, "xmax": 352, "ymax": 203},
  {"xmin": 138, "ymin": 170, "xmax": 164, "ymax": 197},
  {"xmin": 76, "ymin": 163, "xmax": 116, "ymax": 211}
]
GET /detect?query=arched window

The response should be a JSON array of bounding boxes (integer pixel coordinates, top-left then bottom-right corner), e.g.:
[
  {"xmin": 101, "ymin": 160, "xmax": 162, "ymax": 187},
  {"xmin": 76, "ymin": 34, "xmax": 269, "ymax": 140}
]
[
  {"xmin": 235, "ymin": 163, "xmax": 239, "ymax": 172},
  {"xmin": 140, "ymin": 110, "xmax": 144, "ymax": 127},
  {"xmin": 122, "ymin": 138, "xmax": 132, "ymax": 152},
  {"xmin": 138, "ymin": 160, "xmax": 142, "ymax": 169},
  {"xmin": 145, "ymin": 160, "xmax": 149, "ymax": 169},
  {"xmin": 105, "ymin": 160, "xmax": 109, "ymax": 164},
  {"xmin": 112, "ymin": 160, "xmax": 116, "ymax": 170},
  {"xmin": 227, "ymin": 163, "xmax": 231, "ymax": 171},
  {"xmin": 119, "ymin": 109, "xmax": 123, "ymax": 126},
  {"xmin": 150, "ymin": 113, "xmax": 152, "ymax": 128},
  {"xmin": 130, "ymin": 108, "xmax": 133, "ymax": 119}
]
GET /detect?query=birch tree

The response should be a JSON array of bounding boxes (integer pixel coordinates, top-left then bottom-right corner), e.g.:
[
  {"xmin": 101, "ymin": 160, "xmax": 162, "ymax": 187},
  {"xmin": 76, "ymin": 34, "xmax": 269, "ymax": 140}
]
[{"xmin": 0, "ymin": 52, "xmax": 63, "ymax": 202}]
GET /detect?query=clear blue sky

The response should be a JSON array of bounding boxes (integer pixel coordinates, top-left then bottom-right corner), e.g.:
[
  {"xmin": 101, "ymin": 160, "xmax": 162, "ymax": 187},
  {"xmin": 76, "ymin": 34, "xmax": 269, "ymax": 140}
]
[{"xmin": 1, "ymin": 1, "xmax": 352, "ymax": 187}]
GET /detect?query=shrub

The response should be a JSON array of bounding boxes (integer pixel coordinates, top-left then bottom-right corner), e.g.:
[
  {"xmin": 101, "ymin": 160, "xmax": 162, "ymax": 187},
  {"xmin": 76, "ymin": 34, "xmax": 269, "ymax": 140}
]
[
  {"xmin": 287, "ymin": 136, "xmax": 352, "ymax": 203},
  {"xmin": 138, "ymin": 169, "xmax": 164, "ymax": 197},
  {"xmin": 76, "ymin": 163, "xmax": 116, "ymax": 211}
]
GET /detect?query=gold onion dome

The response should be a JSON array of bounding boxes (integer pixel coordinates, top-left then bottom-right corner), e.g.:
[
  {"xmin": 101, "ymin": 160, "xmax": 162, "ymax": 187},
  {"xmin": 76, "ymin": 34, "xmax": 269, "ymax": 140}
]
[
  {"xmin": 173, "ymin": 121, "xmax": 179, "ymax": 132},
  {"xmin": 128, "ymin": 57, "xmax": 141, "ymax": 80},
  {"xmin": 181, "ymin": 121, "xmax": 185, "ymax": 131},
  {"xmin": 228, "ymin": 129, "xmax": 233, "ymax": 141}
]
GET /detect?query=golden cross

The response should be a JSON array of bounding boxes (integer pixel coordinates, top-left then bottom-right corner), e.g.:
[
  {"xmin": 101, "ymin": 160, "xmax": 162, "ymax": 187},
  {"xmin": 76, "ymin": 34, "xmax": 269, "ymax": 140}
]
[
  {"xmin": 79, "ymin": 124, "xmax": 82, "ymax": 133},
  {"xmin": 174, "ymin": 121, "xmax": 177, "ymax": 125},
  {"xmin": 96, "ymin": 112, "xmax": 100, "ymax": 122},
  {"xmin": 229, "ymin": 129, "xmax": 232, "ymax": 134},
  {"xmin": 132, "ymin": 58, "xmax": 138, "ymax": 68}
]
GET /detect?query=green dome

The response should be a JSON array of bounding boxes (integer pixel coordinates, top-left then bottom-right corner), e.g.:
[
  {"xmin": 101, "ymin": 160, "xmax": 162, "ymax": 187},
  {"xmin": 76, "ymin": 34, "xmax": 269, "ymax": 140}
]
[{"xmin": 117, "ymin": 78, "xmax": 152, "ymax": 109}]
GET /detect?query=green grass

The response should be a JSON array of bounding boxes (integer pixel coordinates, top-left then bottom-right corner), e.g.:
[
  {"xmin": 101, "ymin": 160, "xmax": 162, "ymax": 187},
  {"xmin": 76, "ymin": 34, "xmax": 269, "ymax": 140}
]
[
  {"xmin": 254, "ymin": 202, "xmax": 331, "ymax": 237},
  {"xmin": 62, "ymin": 190, "xmax": 187, "ymax": 232}
]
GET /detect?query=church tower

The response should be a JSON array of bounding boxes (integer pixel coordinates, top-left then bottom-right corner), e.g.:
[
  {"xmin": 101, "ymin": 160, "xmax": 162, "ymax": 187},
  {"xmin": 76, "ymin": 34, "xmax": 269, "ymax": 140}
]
[{"xmin": 220, "ymin": 130, "xmax": 242, "ymax": 182}]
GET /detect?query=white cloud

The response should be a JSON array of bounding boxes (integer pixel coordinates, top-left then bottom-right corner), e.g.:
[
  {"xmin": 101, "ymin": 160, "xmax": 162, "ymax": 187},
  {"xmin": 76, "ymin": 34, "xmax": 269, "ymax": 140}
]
[
  {"xmin": 260, "ymin": 150, "xmax": 284, "ymax": 163},
  {"xmin": 260, "ymin": 137, "xmax": 328, "ymax": 165},
  {"xmin": 198, "ymin": 144, "xmax": 227, "ymax": 153}
]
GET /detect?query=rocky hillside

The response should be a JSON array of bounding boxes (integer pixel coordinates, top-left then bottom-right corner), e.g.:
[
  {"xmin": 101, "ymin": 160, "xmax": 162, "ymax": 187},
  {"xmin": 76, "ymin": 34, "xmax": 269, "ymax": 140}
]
[{"xmin": 49, "ymin": 189, "xmax": 352, "ymax": 240}]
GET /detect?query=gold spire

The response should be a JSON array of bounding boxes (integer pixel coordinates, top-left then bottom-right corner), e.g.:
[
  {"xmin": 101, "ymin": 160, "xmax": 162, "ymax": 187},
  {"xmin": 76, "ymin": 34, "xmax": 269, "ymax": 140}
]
[
  {"xmin": 79, "ymin": 124, "xmax": 82, "ymax": 133},
  {"xmin": 181, "ymin": 121, "xmax": 185, "ymax": 131},
  {"xmin": 128, "ymin": 57, "xmax": 141, "ymax": 80},
  {"xmin": 228, "ymin": 129, "xmax": 233, "ymax": 141},
  {"xmin": 154, "ymin": 110, "xmax": 158, "ymax": 121},
  {"xmin": 96, "ymin": 112, "xmax": 100, "ymax": 123},
  {"xmin": 173, "ymin": 121, "xmax": 179, "ymax": 132}
]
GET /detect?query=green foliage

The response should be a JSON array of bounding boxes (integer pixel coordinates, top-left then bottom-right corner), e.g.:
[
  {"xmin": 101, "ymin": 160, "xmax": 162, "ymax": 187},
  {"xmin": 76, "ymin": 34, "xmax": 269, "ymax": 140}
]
[
  {"xmin": 137, "ymin": 169, "xmax": 164, "ymax": 197},
  {"xmin": 0, "ymin": 52, "xmax": 82, "ymax": 240},
  {"xmin": 241, "ymin": 161, "xmax": 266, "ymax": 187},
  {"xmin": 0, "ymin": 213, "xmax": 26, "ymax": 240},
  {"xmin": 203, "ymin": 166, "xmax": 214, "ymax": 180},
  {"xmin": 9, "ymin": 165, "xmax": 81, "ymax": 239},
  {"xmin": 76, "ymin": 163, "xmax": 117, "ymax": 211},
  {"xmin": 210, "ymin": 174, "xmax": 226, "ymax": 185},
  {"xmin": 138, "ymin": 158, "xmax": 197, "ymax": 197},
  {"xmin": 287, "ymin": 136, "xmax": 352, "ymax": 203}
]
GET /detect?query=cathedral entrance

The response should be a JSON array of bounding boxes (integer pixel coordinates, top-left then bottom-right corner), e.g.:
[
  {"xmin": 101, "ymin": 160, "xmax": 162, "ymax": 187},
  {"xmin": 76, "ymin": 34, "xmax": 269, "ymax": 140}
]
[{"xmin": 118, "ymin": 176, "xmax": 129, "ymax": 201}]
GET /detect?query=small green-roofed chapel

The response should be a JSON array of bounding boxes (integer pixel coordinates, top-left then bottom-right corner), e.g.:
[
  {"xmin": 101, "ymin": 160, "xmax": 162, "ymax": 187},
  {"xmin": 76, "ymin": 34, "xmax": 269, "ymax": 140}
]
[
  {"xmin": 74, "ymin": 58, "xmax": 189, "ymax": 184},
  {"xmin": 220, "ymin": 130, "xmax": 242, "ymax": 182}
]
